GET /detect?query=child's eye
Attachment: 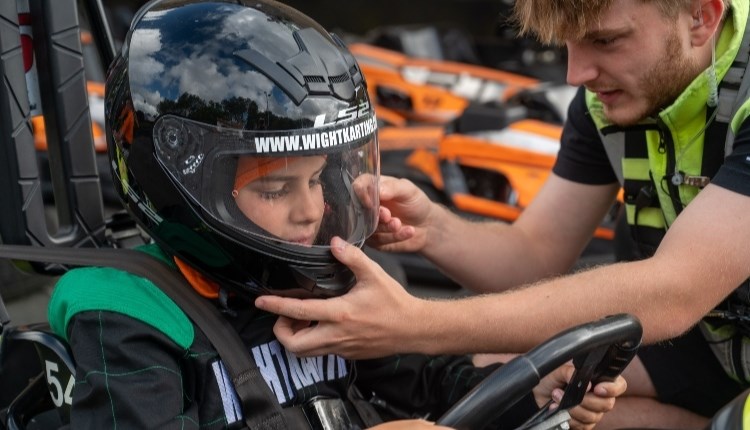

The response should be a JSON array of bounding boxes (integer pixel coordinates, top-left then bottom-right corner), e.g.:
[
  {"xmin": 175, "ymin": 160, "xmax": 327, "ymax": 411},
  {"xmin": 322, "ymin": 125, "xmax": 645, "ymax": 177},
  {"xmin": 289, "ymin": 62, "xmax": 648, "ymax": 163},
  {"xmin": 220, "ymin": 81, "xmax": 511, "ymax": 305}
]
[
  {"xmin": 259, "ymin": 186, "xmax": 289, "ymax": 200},
  {"xmin": 309, "ymin": 177, "xmax": 322, "ymax": 188}
]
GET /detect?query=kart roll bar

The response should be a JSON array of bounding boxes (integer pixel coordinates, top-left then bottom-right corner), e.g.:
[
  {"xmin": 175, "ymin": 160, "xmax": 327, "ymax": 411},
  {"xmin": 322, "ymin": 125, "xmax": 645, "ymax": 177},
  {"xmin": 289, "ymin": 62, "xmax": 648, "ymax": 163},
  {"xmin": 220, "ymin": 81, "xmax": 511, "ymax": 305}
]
[
  {"xmin": 0, "ymin": 0, "xmax": 109, "ymax": 275},
  {"xmin": 81, "ymin": 0, "xmax": 117, "ymax": 69}
]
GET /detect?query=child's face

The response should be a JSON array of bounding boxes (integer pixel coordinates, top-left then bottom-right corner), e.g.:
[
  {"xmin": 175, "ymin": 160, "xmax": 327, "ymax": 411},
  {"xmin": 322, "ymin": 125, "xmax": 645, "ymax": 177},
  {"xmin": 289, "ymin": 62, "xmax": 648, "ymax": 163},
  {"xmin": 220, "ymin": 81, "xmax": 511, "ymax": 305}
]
[{"xmin": 234, "ymin": 156, "xmax": 326, "ymax": 246}]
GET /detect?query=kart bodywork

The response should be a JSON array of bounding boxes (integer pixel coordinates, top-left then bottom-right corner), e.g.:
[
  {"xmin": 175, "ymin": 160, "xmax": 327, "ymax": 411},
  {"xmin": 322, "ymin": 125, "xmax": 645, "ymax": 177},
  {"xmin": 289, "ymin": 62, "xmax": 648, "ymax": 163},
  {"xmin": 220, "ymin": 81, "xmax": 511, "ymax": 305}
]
[{"xmin": 351, "ymin": 42, "xmax": 572, "ymax": 126}]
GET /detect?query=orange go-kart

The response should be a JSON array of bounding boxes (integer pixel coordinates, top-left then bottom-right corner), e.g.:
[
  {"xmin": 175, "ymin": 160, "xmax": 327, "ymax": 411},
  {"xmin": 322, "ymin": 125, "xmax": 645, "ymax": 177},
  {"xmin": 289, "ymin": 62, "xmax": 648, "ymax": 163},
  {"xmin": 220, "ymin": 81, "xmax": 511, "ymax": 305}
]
[{"xmin": 350, "ymin": 43, "xmax": 620, "ymax": 284}]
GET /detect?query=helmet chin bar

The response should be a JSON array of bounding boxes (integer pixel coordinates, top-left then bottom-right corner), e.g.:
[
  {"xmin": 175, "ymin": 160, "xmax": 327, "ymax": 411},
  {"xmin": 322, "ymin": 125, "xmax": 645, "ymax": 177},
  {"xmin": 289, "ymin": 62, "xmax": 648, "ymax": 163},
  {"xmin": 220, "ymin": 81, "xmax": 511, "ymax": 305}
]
[{"xmin": 277, "ymin": 262, "xmax": 356, "ymax": 299}]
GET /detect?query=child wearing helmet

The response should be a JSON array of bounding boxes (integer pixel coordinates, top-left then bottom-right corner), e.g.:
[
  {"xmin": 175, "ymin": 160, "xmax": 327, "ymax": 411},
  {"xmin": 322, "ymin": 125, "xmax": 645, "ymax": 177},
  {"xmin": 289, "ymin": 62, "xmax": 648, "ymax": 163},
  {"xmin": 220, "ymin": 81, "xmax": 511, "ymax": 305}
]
[
  {"xmin": 233, "ymin": 155, "xmax": 328, "ymax": 247},
  {"xmin": 47, "ymin": 0, "xmax": 625, "ymax": 428}
]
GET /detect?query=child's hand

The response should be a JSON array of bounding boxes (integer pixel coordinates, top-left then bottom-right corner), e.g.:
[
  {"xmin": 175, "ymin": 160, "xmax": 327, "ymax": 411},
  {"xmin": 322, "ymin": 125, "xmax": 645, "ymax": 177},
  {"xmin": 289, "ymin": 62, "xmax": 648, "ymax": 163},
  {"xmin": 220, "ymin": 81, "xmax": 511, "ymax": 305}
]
[
  {"xmin": 567, "ymin": 375, "xmax": 626, "ymax": 429},
  {"xmin": 534, "ymin": 363, "xmax": 627, "ymax": 430}
]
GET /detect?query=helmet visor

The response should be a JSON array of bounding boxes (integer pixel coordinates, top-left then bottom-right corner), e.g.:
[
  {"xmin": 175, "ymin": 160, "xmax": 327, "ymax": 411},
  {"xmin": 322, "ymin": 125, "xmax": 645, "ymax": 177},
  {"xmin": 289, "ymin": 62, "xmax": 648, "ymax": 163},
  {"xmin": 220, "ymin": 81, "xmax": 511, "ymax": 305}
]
[{"xmin": 152, "ymin": 113, "xmax": 379, "ymax": 254}]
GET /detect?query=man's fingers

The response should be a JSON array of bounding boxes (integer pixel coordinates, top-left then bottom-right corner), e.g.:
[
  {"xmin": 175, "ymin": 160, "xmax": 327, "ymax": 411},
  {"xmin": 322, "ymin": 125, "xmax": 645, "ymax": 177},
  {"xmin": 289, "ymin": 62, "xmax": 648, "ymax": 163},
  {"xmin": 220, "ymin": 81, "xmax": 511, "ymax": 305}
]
[
  {"xmin": 352, "ymin": 173, "xmax": 378, "ymax": 209},
  {"xmin": 255, "ymin": 295, "xmax": 330, "ymax": 322},
  {"xmin": 369, "ymin": 228, "xmax": 414, "ymax": 246},
  {"xmin": 272, "ymin": 315, "xmax": 304, "ymax": 340},
  {"xmin": 271, "ymin": 316, "xmax": 328, "ymax": 355},
  {"xmin": 378, "ymin": 206, "xmax": 393, "ymax": 224},
  {"xmin": 331, "ymin": 236, "xmax": 384, "ymax": 278},
  {"xmin": 375, "ymin": 212, "xmax": 401, "ymax": 234},
  {"xmin": 273, "ymin": 324, "xmax": 331, "ymax": 357},
  {"xmin": 378, "ymin": 175, "xmax": 400, "ymax": 201}
]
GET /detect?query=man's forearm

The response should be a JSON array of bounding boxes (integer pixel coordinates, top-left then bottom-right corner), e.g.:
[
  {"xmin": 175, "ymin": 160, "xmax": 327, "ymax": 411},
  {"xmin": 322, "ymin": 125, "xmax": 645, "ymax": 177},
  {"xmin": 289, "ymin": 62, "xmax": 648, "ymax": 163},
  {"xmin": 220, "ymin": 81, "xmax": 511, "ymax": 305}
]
[
  {"xmin": 418, "ymin": 205, "xmax": 566, "ymax": 293},
  {"xmin": 406, "ymin": 258, "xmax": 712, "ymax": 355}
]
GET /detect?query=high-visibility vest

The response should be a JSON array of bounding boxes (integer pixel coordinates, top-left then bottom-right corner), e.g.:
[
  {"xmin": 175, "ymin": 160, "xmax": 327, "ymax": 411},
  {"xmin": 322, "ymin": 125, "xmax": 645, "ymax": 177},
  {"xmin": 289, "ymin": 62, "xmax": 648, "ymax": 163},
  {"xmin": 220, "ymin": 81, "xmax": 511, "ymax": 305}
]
[
  {"xmin": 589, "ymin": 3, "xmax": 750, "ymax": 256},
  {"xmin": 588, "ymin": 2, "xmax": 750, "ymax": 382}
]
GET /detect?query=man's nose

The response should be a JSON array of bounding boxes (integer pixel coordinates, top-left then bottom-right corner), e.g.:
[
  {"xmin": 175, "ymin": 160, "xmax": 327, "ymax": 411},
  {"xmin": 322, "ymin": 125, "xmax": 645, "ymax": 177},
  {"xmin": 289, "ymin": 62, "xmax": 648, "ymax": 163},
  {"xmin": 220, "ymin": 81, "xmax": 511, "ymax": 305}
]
[{"xmin": 566, "ymin": 44, "xmax": 599, "ymax": 87}]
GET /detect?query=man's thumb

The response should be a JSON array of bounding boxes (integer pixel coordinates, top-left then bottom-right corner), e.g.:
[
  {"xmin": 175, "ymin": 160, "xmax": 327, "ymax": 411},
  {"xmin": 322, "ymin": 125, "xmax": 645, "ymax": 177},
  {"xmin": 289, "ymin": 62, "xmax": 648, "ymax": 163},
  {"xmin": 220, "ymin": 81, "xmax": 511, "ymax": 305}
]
[{"xmin": 330, "ymin": 236, "xmax": 371, "ymax": 277}]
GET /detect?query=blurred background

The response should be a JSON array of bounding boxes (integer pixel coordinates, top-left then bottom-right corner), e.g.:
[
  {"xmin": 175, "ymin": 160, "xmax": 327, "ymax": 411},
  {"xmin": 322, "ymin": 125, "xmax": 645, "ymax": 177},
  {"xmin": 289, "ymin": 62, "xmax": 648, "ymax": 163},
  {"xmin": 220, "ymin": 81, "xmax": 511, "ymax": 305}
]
[{"xmin": 105, "ymin": 0, "xmax": 568, "ymax": 81}]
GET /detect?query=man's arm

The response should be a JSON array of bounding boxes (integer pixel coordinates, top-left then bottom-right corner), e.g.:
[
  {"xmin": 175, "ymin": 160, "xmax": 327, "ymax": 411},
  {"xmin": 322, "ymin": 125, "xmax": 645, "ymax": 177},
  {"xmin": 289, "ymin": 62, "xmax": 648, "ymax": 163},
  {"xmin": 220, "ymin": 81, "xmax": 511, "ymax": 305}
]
[
  {"xmin": 418, "ymin": 183, "xmax": 750, "ymax": 352},
  {"xmin": 417, "ymin": 174, "xmax": 620, "ymax": 292},
  {"xmin": 257, "ymin": 184, "xmax": 750, "ymax": 358}
]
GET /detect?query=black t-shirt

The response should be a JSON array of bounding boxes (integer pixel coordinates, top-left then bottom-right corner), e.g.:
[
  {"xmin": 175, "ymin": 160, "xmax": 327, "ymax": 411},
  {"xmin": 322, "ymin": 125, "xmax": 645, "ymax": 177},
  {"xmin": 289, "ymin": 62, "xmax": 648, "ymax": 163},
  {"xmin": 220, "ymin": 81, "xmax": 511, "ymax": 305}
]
[
  {"xmin": 552, "ymin": 87, "xmax": 619, "ymax": 185},
  {"xmin": 713, "ymin": 120, "xmax": 750, "ymax": 195}
]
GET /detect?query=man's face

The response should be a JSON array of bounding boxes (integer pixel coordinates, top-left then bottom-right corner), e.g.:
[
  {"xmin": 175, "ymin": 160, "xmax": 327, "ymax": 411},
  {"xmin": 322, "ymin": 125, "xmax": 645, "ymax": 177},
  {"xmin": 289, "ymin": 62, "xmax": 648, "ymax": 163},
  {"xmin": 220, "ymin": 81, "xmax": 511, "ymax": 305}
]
[
  {"xmin": 234, "ymin": 156, "xmax": 327, "ymax": 246},
  {"xmin": 565, "ymin": 0, "xmax": 702, "ymax": 125}
]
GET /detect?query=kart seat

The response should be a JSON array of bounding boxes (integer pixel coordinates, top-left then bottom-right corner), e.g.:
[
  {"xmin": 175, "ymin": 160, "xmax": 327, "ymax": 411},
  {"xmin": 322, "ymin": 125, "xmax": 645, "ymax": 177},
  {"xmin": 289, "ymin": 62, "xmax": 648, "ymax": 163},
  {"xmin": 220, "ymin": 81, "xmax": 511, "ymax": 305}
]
[{"xmin": 0, "ymin": 323, "xmax": 74, "ymax": 430}]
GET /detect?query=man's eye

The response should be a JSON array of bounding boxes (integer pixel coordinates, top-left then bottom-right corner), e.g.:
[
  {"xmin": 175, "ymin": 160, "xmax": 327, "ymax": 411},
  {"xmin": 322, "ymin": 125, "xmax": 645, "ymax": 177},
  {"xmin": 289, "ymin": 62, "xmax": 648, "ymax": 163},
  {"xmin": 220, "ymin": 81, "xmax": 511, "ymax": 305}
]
[{"xmin": 594, "ymin": 36, "xmax": 618, "ymax": 46}]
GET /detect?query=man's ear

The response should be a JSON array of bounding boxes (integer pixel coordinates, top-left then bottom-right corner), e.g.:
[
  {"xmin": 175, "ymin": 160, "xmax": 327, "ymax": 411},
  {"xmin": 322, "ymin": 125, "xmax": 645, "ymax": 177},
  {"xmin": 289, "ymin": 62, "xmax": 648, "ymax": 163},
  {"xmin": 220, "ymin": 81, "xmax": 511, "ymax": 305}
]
[
  {"xmin": 690, "ymin": 0, "xmax": 725, "ymax": 47},
  {"xmin": 692, "ymin": 10, "xmax": 703, "ymax": 28}
]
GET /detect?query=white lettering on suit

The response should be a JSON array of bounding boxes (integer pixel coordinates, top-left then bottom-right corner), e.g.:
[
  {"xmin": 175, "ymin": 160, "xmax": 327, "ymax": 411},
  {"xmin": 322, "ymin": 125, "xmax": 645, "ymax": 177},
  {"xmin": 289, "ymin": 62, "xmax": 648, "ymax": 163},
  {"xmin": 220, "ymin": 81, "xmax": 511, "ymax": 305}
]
[{"xmin": 213, "ymin": 339, "xmax": 348, "ymax": 421}]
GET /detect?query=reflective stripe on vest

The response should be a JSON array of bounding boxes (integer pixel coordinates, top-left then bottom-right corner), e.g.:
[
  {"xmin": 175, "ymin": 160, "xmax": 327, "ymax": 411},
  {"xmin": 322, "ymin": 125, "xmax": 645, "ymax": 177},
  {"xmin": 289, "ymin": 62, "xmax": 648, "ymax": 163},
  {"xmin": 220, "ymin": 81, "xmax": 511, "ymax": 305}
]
[{"xmin": 699, "ymin": 319, "xmax": 750, "ymax": 384}]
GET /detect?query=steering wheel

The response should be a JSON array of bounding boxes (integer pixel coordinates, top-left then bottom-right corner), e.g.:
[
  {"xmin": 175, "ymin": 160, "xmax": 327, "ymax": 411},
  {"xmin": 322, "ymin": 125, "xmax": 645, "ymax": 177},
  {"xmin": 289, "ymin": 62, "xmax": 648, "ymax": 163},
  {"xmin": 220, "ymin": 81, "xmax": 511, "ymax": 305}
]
[{"xmin": 437, "ymin": 313, "xmax": 643, "ymax": 430}]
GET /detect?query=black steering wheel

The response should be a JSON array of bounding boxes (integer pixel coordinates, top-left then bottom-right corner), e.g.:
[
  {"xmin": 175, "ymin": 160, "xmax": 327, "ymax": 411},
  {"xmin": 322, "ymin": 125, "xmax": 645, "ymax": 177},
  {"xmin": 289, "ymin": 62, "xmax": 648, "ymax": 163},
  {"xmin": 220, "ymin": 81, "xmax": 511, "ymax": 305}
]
[{"xmin": 437, "ymin": 313, "xmax": 643, "ymax": 430}]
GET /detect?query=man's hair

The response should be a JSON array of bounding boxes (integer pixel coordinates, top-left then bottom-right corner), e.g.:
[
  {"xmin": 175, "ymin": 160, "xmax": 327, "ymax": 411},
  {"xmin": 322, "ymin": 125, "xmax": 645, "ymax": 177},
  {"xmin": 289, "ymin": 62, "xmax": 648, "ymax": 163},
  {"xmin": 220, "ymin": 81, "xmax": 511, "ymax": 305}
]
[{"xmin": 513, "ymin": 0, "xmax": 731, "ymax": 45}]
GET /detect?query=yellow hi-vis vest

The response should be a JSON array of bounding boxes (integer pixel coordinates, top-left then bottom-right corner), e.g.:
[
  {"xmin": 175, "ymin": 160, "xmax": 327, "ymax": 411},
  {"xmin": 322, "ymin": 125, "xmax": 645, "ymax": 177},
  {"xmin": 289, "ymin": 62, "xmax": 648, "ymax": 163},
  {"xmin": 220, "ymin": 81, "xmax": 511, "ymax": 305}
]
[{"xmin": 588, "ymin": 3, "xmax": 750, "ymax": 254}]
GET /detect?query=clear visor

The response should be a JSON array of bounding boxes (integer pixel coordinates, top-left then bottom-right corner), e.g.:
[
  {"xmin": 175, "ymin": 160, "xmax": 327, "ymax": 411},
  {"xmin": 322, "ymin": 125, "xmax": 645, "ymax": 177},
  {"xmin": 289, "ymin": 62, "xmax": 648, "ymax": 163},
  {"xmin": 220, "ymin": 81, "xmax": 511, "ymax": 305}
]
[{"xmin": 152, "ymin": 113, "xmax": 379, "ymax": 253}]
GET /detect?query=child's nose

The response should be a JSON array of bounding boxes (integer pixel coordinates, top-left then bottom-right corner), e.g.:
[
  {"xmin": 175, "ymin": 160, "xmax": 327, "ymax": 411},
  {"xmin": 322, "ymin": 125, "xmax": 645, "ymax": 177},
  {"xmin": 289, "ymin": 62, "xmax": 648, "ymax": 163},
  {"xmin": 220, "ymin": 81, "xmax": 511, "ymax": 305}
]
[{"xmin": 292, "ymin": 189, "xmax": 324, "ymax": 223}]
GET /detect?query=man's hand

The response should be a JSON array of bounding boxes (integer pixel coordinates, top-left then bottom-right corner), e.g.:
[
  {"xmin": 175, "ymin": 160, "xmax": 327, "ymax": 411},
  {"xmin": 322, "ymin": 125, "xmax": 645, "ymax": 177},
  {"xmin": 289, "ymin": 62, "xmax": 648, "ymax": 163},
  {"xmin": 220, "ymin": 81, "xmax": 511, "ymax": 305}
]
[
  {"xmin": 364, "ymin": 175, "xmax": 435, "ymax": 253},
  {"xmin": 255, "ymin": 236, "xmax": 423, "ymax": 358},
  {"xmin": 533, "ymin": 363, "xmax": 627, "ymax": 430}
]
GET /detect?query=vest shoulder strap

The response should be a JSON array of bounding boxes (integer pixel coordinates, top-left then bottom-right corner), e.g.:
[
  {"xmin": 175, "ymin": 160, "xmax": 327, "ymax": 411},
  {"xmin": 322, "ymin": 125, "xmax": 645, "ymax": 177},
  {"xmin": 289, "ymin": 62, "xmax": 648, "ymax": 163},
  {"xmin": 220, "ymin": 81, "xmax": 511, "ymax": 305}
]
[{"xmin": 716, "ymin": 9, "xmax": 750, "ymax": 156}]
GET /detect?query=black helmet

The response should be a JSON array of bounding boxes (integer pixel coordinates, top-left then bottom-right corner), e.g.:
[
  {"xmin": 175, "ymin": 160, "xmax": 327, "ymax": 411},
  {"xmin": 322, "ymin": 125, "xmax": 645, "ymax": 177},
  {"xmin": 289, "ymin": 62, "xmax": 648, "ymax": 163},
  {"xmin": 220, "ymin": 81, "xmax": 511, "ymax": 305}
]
[{"xmin": 105, "ymin": 0, "xmax": 379, "ymax": 299}]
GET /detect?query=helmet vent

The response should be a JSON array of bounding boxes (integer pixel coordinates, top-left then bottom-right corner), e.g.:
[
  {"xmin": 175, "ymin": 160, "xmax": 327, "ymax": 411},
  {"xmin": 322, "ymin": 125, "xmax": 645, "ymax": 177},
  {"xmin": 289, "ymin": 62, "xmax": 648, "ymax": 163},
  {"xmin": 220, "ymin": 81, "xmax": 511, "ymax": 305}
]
[
  {"xmin": 329, "ymin": 73, "xmax": 349, "ymax": 84},
  {"xmin": 235, "ymin": 28, "xmax": 360, "ymax": 104}
]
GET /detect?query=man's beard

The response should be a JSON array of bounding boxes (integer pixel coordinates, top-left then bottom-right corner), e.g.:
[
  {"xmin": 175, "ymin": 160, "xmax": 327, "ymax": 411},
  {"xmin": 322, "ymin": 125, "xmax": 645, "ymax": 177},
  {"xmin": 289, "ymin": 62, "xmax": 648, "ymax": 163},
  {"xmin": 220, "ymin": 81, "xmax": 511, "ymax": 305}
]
[
  {"xmin": 609, "ymin": 27, "xmax": 703, "ymax": 126},
  {"xmin": 642, "ymin": 30, "xmax": 703, "ymax": 116}
]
